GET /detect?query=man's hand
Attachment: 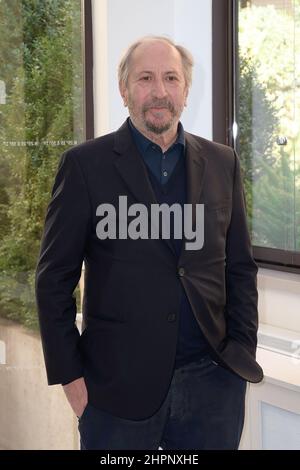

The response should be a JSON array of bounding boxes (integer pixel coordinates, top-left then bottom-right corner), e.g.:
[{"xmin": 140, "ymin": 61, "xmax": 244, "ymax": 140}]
[{"xmin": 63, "ymin": 377, "xmax": 88, "ymax": 418}]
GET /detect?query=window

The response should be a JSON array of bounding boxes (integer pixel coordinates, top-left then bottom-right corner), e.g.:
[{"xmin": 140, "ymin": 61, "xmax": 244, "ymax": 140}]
[
  {"xmin": 213, "ymin": 0, "xmax": 300, "ymax": 272},
  {"xmin": 0, "ymin": 0, "xmax": 93, "ymax": 329}
]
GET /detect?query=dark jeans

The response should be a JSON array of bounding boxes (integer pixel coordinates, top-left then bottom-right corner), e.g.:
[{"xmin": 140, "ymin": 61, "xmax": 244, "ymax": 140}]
[{"xmin": 78, "ymin": 354, "xmax": 247, "ymax": 450}]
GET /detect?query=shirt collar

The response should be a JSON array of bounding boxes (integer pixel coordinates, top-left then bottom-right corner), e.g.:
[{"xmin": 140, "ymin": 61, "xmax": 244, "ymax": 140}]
[{"xmin": 128, "ymin": 117, "xmax": 185, "ymax": 154}]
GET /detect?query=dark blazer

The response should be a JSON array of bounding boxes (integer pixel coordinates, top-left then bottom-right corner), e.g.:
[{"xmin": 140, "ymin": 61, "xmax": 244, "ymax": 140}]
[{"xmin": 35, "ymin": 118, "xmax": 264, "ymax": 420}]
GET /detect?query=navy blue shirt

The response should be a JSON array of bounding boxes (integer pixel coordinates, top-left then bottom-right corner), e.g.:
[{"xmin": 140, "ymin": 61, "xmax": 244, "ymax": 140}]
[
  {"xmin": 128, "ymin": 117, "xmax": 185, "ymax": 185},
  {"xmin": 128, "ymin": 118, "xmax": 209, "ymax": 369}
]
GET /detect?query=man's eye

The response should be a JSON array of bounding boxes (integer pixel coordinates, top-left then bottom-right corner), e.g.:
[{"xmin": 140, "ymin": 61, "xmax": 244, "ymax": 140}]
[
  {"xmin": 141, "ymin": 76, "xmax": 151, "ymax": 81},
  {"xmin": 167, "ymin": 76, "xmax": 177, "ymax": 81}
]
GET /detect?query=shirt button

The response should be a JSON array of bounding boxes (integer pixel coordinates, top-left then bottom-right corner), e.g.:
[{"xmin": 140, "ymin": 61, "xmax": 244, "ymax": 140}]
[
  {"xmin": 152, "ymin": 145, "xmax": 156, "ymax": 150},
  {"xmin": 167, "ymin": 313, "xmax": 176, "ymax": 322},
  {"xmin": 178, "ymin": 267, "xmax": 185, "ymax": 277},
  {"xmin": 163, "ymin": 171, "xmax": 168, "ymax": 177},
  {"xmin": 162, "ymin": 154, "xmax": 166, "ymax": 159}
]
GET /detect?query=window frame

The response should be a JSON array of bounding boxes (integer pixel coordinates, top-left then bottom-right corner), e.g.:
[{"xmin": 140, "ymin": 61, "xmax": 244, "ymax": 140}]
[
  {"xmin": 83, "ymin": 0, "xmax": 94, "ymax": 140},
  {"xmin": 212, "ymin": 0, "xmax": 300, "ymax": 274}
]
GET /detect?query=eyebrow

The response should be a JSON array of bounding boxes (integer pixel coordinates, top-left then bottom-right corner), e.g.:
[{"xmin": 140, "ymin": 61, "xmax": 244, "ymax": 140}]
[{"xmin": 136, "ymin": 70, "xmax": 180, "ymax": 76}]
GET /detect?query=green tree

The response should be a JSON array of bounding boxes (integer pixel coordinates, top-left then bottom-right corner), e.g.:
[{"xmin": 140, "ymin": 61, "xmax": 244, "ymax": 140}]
[
  {"xmin": 252, "ymin": 151, "xmax": 296, "ymax": 250},
  {"xmin": 0, "ymin": 0, "xmax": 84, "ymax": 329},
  {"xmin": 238, "ymin": 2, "xmax": 299, "ymax": 250},
  {"xmin": 238, "ymin": 53, "xmax": 279, "ymax": 231}
]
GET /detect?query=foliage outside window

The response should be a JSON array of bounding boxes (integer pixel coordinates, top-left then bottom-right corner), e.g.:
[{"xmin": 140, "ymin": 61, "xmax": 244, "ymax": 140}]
[
  {"xmin": 0, "ymin": 0, "xmax": 84, "ymax": 329},
  {"xmin": 237, "ymin": 0, "xmax": 300, "ymax": 254}
]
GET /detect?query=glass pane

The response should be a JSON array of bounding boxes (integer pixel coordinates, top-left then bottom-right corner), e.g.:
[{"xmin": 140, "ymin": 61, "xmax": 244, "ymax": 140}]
[
  {"xmin": 0, "ymin": 0, "xmax": 84, "ymax": 330},
  {"xmin": 236, "ymin": 0, "xmax": 300, "ymax": 252},
  {"xmin": 0, "ymin": 0, "xmax": 85, "ymax": 450}
]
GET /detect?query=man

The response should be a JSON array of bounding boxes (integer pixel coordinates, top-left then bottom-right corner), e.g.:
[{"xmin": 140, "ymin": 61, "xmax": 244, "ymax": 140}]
[{"xmin": 35, "ymin": 36, "xmax": 263, "ymax": 450}]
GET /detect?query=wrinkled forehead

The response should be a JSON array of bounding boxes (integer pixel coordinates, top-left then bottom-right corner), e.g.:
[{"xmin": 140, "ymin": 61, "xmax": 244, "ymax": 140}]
[{"xmin": 129, "ymin": 40, "xmax": 184, "ymax": 75}]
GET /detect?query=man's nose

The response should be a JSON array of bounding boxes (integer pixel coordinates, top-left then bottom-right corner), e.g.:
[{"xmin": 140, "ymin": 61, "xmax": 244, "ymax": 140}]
[{"xmin": 151, "ymin": 79, "xmax": 167, "ymax": 99}]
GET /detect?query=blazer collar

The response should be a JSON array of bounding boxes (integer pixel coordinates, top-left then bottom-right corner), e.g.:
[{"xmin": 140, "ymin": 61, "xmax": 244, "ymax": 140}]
[{"xmin": 113, "ymin": 118, "xmax": 207, "ymax": 261}]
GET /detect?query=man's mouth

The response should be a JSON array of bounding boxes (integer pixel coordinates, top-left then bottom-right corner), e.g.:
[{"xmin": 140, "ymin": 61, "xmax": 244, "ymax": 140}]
[{"xmin": 148, "ymin": 106, "xmax": 168, "ymax": 111}]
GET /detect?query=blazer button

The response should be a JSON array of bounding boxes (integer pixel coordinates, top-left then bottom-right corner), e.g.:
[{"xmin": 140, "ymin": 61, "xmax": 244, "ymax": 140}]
[
  {"xmin": 178, "ymin": 267, "xmax": 185, "ymax": 277},
  {"xmin": 167, "ymin": 313, "xmax": 176, "ymax": 322}
]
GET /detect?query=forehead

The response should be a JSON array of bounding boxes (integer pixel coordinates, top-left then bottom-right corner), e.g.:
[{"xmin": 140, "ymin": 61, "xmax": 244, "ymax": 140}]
[{"xmin": 130, "ymin": 40, "xmax": 183, "ymax": 73}]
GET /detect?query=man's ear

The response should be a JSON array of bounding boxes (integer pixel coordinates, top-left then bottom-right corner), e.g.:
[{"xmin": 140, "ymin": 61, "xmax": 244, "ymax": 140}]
[{"xmin": 119, "ymin": 81, "xmax": 128, "ymax": 107}]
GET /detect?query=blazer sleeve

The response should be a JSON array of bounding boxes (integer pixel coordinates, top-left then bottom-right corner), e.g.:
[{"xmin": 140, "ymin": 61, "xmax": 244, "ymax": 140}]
[
  {"xmin": 224, "ymin": 149, "xmax": 259, "ymax": 357},
  {"xmin": 35, "ymin": 148, "xmax": 92, "ymax": 385}
]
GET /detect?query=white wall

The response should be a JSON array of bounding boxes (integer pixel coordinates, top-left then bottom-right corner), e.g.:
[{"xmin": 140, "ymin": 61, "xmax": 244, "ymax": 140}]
[
  {"xmin": 92, "ymin": 0, "xmax": 212, "ymax": 139},
  {"xmin": 258, "ymin": 269, "xmax": 300, "ymax": 332},
  {"xmin": 0, "ymin": 319, "xmax": 78, "ymax": 450},
  {"xmin": 91, "ymin": 0, "xmax": 300, "ymax": 333}
]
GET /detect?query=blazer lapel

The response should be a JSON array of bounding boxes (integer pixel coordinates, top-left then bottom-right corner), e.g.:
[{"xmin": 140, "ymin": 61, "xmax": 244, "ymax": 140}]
[
  {"xmin": 113, "ymin": 120, "xmax": 177, "ymax": 256},
  {"xmin": 113, "ymin": 119, "xmax": 207, "ymax": 260},
  {"xmin": 178, "ymin": 132, "xmax": 207, "ymax": 264}
]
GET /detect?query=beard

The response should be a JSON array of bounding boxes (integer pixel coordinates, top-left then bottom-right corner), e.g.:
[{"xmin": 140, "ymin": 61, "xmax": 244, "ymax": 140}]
[
  {"xmin": 142, "ymin": 100, "xmax": 176, "ymax": 134},
  {"xmin": 128, "ymin": 96, "xmax": 183, "ymax": 135}
]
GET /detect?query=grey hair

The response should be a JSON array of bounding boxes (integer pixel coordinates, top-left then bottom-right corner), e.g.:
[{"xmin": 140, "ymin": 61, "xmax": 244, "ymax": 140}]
[{"xmin": 118, "ymin": 35, "xmax": 194, "ymax": 89}]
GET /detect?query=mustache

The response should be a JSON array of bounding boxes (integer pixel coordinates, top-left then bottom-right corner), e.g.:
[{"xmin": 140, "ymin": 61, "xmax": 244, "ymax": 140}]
[{"xmin": 143, "ymin": 100, "xmax": 175, "ymax": 112}]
